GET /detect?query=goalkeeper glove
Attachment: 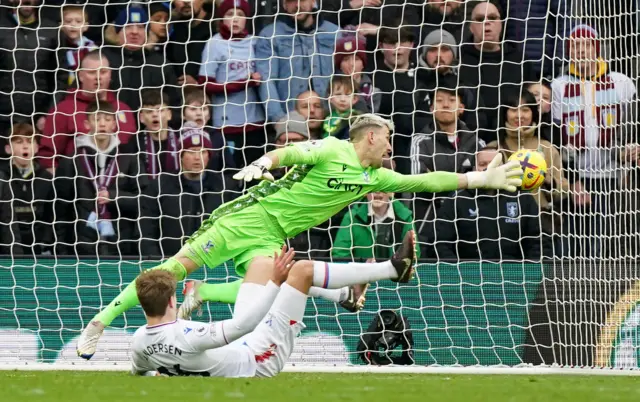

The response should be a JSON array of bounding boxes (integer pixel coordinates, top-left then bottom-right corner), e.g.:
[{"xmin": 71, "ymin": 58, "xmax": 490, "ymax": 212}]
[
  {"xmin": 233, "ymin": 156, "xmax": 275, "ymax": 182},
  {"xmin": 465, "ymin": 154, "xmax": 523, "ymax": 192}
]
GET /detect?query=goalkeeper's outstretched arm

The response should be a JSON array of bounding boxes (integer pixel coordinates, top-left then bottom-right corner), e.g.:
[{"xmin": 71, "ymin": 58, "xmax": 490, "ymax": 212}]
[{"xmin": 376, "ymin": 155, "xmax": 524, "ymax": 194}]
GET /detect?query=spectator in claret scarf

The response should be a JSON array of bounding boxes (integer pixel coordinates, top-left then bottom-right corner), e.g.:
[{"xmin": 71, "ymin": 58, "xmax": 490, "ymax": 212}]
[
  {"xmin": 55, "ymin": 101, "xmax": 147, "ymax": 257},
  {"xmin": 199, "ymin": 0, "xmax": 266, "ymax": 170},
  {"xmin": 57, "ymin": 3, "xmax": 98, "ymax": 90},
  {"xmin": 123, "ymin": 89, "xmax": 180, "ymax": 181},
  {"xmin": 254, "ymin": 0, "xmax": 340, "ymax": 123},
  {"xmin": 551, "ymin": 24, "xmax": 637, "ymax": 259},
  {"xmin": 38, "ymin": 50, "xmax": 136, "ymax": 174}
]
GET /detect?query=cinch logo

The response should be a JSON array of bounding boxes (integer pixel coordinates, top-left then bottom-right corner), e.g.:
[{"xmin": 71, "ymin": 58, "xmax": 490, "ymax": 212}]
[
  {"xmin": 596, "ymin": 281, "xmax": 640, "ymax": 368},
  {"xmin": 327, "ymin": 178, "xmax": 363, "ymax": 195}
]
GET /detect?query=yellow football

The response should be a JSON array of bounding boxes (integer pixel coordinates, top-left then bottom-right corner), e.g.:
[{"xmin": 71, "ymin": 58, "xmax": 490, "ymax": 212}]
[{"xmin": 508, "ymin": 150, "xmax": 547, "ymax": 191}]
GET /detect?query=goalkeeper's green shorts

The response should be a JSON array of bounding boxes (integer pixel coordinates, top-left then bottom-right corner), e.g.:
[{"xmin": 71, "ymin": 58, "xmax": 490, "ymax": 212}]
[{"xmin": 182, "ymin": 203, "xmax": 286, "ymax": 276}]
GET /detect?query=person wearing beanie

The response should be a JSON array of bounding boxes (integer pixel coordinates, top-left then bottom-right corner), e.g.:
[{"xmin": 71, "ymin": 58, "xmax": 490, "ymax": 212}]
[
  {"xmin": 199, "ymin": 0, "xmax": 266, "ymax": 170},
  {"xmin": 102, "ymin": 5, "xmax": 179, "ymax": 114},
  {"xmin": 551, "ymin": 23, "xmax": 637, "ymax": 259},
  {"xmin": 335, "ymin": 35, "xmax": 380, "ymax": 114},
  {"xmin": 141, "ymin": 121, "xmax": 238, "ymax": 259},
  {"xmin": 417, "ymin": 29, "xmax": 487, "ymax": 132},
  {"xmin": 274, "ymin": 112, "xmax": 311, "ymax": 147}
]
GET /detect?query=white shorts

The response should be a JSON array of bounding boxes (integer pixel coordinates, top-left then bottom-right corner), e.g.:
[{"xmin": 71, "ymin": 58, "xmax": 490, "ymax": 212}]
[{"xmin": 244, "ymin": 309, "xmax": 305, "ymax": 378}]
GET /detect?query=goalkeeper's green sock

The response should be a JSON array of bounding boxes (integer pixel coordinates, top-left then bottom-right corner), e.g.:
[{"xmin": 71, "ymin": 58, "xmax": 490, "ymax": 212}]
[
  {"xmin": 197, "ymin": 279, "xmax": 243, "ymax": 304},
  {"xmin": 93, "ymin": 258, "xmax": 188, "ymax": 326}
]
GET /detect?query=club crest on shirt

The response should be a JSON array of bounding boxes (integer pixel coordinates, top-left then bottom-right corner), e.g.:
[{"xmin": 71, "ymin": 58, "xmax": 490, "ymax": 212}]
[
  {"xmin": 195, "ymin": 326, "xmax": 208, "ymax": 337},
  {"xmin": 202, "ymin": 240, "xmax": 214, "ymax": 253},
  {"xmin": 505, "ymin": 202, "xmax": 519, "ymax": 223},
  {"xmin": 117, "ymin": 112, "xmax": 127, "ymax": 123},
  {"xmin": 362, "ymin": 171, "xmax": 370, "ymax": 183}
]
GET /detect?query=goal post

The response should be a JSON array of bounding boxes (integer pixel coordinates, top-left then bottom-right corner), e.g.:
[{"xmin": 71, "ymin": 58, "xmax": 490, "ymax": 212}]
[{"xmin": 1, "ymin": 0, "xmax": 640, "ymax": 375}]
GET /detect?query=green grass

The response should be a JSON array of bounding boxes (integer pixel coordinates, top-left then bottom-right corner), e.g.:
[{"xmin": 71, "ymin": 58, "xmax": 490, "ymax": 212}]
[{"xmin": 1, "ymin": 372, "xmax": 640, "ymax": 402}]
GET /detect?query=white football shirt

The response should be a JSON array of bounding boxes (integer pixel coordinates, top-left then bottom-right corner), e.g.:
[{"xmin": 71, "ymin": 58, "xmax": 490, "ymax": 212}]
[{"xmin": 130, "ymin": 319, "xmax": 257, "ymax": 377}]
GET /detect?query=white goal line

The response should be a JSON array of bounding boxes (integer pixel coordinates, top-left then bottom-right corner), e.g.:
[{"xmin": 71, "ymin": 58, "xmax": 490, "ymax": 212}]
[{"xmin": 2, "ymin": 363, "xmax": 640, "ymax": 376}]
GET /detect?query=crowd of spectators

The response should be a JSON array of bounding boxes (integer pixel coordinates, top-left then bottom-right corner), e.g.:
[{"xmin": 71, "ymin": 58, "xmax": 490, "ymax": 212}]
[{"xmin": 0, "ymin": 0, "xmax": 637, "ymax": 262}]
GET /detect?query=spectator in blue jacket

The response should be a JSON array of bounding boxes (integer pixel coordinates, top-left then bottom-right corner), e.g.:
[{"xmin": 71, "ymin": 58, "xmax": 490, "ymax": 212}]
[
  {"xmin": 500, "ymin": 0, "xmax": 571, "ymax": 77},
  {"xmin": 254, "ymin": 0, "xmax": 341, "ymax": 123}
]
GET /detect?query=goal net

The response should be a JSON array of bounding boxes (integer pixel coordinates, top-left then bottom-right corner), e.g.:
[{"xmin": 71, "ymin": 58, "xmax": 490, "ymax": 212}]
[{"xmin": 0, "ymin": 0, "xmax": 639, "ymax": 373}]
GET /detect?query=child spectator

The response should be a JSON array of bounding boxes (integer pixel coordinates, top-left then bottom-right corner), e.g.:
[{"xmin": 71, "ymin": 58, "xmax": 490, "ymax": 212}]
[
  {"xmin": 129, "ymin": 89, "xmax": 180, "ymax": 180},
  {"xmin": 334, "ymin": 35, "xmax": 379, "ymax": 113},
  {"xmin": 332, "ymin": 159, "xmax": 418, "ymax": 261},
  {"xmin": 182, "ymin": 87, "xmax": 234, "ymax": 172},
  {"xmin": 183, "ymin": 87, "xmax": 211, "ymax": 129},
  {"xmin": 140, "ymin": 123, "xmax": 238, "ymax": 258},
  {"xmin": 199, "ymin": 0, "xmax": 265, "ymax": 168},
  {"xmin": 322, "ymin": 75, "xmax": 361, "ymax": 139},
  {"xmin": 60, "ymin": 5, "xmax": 98, "ymax": 87},
  {"xmin": 2, "ymin": 123, "xmax": 52, "ymax": 255},
  {"xmin": 486, "ymin": 90, "xmax": 569, "ymax": 239},
  {"xmin": 58, "ymin": 3, "xmax": 98, "ymax": 88},
  {"xmin": 55, "ymin": 101, "xmax": 147, "ymax": 256}
]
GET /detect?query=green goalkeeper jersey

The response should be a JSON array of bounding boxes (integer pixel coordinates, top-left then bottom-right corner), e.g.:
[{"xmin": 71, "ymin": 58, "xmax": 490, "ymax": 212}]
[
  {"xmin": 198, "ymin": 137, "xmax": 460, "ymax": 240},
  {"xmin": 242, "ymin": 136, "xmax": 460, "ymax": 238}
]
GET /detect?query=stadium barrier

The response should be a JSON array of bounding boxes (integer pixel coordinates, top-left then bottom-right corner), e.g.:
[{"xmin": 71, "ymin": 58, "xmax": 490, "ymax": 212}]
[{"xmin": 1, "ymin": 258, "xmax": 640, "ymax": 374}]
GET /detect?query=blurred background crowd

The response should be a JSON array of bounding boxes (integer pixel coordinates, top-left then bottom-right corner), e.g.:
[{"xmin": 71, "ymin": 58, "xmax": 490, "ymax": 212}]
[{"xmin": 1, "ymin": 0, "xmax": 639, "ymax": 262}]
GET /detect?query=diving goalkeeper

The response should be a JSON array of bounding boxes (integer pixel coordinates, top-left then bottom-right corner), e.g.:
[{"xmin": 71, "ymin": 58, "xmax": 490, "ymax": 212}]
[{"xmin": 78, "ymin": 114, "xmax": 523, "ymax": 359}]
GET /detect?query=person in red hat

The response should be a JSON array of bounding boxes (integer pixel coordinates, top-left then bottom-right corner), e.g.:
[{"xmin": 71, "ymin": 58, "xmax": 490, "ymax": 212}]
[
  {"xmin": 199, "ymin": 0, "xmax": 266, "ymax": 170},
  {"xmin": 140, "ymin": 121, "xmax": 239, "ymax": 258},
  {"xmin": 551, "ymin": 23, "xmax": 637, "ymax": 259},
  {"xmin": 334, "ymin": 35, "xmax": 380, "ymax": 114}
]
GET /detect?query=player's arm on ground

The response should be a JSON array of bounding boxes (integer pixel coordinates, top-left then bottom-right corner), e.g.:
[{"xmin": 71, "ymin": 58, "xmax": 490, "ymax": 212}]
[
  {"xmin": 374, "ymin": 155, "xmax": 523, "ymax": 194},
  {"xmin": 233, "ymin": 138, "xmax": 336, "ymax": 182},
  {"xmin": 184, "ymin": 247, "xmax": 295, "ymax": 352}
]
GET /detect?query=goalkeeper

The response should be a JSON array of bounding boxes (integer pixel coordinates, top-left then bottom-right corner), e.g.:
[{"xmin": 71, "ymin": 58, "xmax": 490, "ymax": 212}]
[{"xmin": 78, "ymin": 114, "xmax": 523, "ymax": 359}]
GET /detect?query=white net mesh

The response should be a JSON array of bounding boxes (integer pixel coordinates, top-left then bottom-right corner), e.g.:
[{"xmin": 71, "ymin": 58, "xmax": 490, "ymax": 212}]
[{"xmin": 0, "ymin": 0, "xmax": 639, "ymax": 372}]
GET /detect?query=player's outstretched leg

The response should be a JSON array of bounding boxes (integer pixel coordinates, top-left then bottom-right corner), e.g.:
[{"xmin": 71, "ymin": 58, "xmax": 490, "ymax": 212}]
[
  {"xmin": 180, "ymin": 231, "xmax": 415, "ymax": 319},
  {"xmin": 76, "ymin": 253, "xmax": 200, "ymax": 360}
]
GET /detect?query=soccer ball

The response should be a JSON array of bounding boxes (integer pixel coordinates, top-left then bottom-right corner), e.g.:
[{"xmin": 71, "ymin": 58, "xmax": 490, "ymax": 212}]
[{"xmin": 508, "ymin": 150, "xmax": 547, "ymax": 191}]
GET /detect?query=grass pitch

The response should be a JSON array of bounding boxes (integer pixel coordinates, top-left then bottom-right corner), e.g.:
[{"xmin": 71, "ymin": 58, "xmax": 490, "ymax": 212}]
[{"xmin": 1, "ymin": 371, "xmax": 639, "ymax": 402}]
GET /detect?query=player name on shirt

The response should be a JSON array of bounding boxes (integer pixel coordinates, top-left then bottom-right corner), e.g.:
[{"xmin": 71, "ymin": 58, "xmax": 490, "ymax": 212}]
[{"xmin": 142, "ymin": 343, "xmax": 183, "ymax": 357}]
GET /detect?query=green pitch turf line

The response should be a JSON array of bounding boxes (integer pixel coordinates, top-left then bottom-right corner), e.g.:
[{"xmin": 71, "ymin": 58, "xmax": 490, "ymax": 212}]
[{"xmin": 1, "ymin": 371, "xmax": 640, "ymax": 402}]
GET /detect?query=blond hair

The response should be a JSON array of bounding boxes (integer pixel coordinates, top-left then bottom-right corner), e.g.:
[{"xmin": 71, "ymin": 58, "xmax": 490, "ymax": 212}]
[{"xmin": 349, "ymin": 114, "xmax": 394, "ymax": 141}]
